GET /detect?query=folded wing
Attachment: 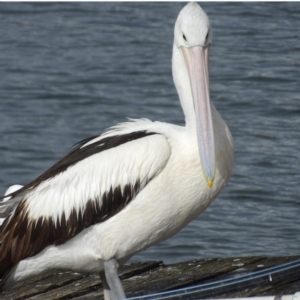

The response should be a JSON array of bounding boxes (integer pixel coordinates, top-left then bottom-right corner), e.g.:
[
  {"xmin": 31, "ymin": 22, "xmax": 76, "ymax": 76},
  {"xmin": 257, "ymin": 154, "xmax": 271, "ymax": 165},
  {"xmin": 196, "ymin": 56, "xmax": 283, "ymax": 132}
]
[{"xmin": 0, "ymin": 127, "xmax": 171, "ymax": 279}]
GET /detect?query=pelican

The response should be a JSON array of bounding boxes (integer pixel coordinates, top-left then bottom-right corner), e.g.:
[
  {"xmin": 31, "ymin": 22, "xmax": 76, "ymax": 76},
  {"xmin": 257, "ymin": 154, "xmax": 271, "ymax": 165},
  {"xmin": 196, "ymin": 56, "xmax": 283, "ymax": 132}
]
[{"xmin": 0, "ymin": 3, "xmax": 233, "ymax": 299}]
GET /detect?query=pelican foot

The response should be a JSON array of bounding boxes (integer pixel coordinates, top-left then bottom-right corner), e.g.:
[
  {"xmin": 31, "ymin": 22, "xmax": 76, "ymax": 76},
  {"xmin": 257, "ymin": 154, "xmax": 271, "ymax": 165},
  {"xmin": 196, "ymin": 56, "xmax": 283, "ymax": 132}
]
[{"xmin": 100, "ymin": 258, "xmax": 126, "ymax": 300}]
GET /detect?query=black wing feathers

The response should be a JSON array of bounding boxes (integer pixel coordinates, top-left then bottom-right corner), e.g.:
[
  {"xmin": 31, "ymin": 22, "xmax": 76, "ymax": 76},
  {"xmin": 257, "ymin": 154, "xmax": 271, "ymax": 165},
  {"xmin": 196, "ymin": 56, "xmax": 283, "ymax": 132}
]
[{"xmin": 0, "ymin": 130, "xmax": 156, "ymax": 279}]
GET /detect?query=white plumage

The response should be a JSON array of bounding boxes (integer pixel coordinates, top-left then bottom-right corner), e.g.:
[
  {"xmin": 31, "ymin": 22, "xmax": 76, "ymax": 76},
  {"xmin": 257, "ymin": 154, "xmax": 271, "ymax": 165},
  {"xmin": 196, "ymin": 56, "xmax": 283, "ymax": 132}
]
[
  {"xmin": 26, "ymin": 129, "xmax": 170, "ymax": 221},
  {"xmin": 0, "ymin": 3, "xmax": 234, "ymax": 299}
]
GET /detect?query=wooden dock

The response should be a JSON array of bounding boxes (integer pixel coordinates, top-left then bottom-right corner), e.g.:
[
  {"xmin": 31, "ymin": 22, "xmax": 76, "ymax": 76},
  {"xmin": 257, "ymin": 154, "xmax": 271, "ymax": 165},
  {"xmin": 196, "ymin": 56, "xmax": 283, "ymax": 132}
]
[{"xmin": 1, "ymin": 256, "xmax": 300, "ymax": 299}]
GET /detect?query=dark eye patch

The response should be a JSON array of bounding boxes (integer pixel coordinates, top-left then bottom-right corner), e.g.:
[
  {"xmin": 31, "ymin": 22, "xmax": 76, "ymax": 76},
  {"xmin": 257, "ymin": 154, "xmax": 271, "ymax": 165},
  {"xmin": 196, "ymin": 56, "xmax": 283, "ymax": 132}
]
[{"xmin": 205, "ymin": 32, "xmax": 209, "ymax": 43}]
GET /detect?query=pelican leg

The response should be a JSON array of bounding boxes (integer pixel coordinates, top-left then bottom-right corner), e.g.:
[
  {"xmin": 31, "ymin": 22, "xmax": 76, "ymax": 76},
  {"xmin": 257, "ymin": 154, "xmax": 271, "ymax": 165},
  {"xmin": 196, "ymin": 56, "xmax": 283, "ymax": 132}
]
[
  {"xmin": 102, "ymin": 258, "xmax": 126, "ymax": 300},
  {"xmin": 100, "ymin": 270, "xmax": 114, "ymax": 300}
]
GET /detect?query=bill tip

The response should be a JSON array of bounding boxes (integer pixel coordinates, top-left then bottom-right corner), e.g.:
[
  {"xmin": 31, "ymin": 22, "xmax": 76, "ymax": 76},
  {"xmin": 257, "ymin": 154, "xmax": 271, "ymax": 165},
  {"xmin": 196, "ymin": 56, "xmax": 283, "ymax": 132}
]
[{"xmin": 207, "ymin": 179, "xmax": 213, "ymax": 188}]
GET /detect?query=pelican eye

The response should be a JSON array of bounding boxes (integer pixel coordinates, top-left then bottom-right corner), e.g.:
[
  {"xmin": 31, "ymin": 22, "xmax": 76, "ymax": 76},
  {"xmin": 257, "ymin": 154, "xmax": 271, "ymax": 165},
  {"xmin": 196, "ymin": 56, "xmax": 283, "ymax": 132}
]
[
  {"xmin": 205, "ymin": 32, "xmax": 209, "ymax": 44},
  {"xmin": 182, "ymin": 34, "xmax": 188, "ymax": 45}
]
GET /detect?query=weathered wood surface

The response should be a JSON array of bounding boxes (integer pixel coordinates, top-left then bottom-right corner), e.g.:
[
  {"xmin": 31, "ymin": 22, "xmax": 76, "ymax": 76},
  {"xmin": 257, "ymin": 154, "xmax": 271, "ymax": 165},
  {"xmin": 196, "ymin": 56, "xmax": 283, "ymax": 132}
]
[{"xmin": 1, "ymin": 256, "xmax": 300, "ymax": 299}]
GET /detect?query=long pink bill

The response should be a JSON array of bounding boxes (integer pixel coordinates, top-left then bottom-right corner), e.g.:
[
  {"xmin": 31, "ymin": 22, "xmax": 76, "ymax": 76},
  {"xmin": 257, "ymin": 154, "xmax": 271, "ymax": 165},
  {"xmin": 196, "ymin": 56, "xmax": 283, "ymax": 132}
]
[{"xmin": 182, "ymin": 45, "xmax": 215, "ymax": 188}]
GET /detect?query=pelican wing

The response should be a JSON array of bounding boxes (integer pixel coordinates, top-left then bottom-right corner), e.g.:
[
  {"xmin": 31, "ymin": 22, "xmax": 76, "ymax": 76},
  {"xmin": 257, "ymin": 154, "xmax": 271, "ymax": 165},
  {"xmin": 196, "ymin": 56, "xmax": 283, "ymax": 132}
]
[
  {"xmin": 0, "ymin": 127, "xmax": 171, "ymax": 278},
  {"xmin": 0, "ymin": 185, "xmax": 24, "ymax": 221}
]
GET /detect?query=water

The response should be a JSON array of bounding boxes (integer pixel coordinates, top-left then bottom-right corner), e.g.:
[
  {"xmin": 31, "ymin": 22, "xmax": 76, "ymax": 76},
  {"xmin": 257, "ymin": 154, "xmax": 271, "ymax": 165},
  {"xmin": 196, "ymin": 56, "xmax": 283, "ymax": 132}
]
[{"xmin": 0, "ymin": 3, "xmax": 299, "ymax": 264}]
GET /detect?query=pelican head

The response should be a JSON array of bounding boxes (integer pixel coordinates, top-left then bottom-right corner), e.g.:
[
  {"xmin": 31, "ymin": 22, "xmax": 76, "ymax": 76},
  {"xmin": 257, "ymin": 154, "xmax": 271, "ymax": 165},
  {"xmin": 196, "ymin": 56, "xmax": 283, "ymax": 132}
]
[{"xmin": 173, "ymin": 2, "xmax": 214, "ymax": 188}]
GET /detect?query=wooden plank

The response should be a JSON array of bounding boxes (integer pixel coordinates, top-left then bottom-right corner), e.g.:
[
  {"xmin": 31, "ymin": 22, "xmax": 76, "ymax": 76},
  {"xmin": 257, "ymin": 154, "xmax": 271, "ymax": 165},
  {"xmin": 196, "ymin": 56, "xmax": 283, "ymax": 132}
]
[
  {"xmin": 16, "ymin": 261, "xmax": 161, "ymax": 300},
  {"xmin": 234, "ymin": 256, "xmax": 300, "ymax": 272},
  {"xmin": 26, "ymin": 275, "xmax": 103, "ymax": 300},
  {"xmin": 1, "ymin": 257, "xmax": 300, "ymax": 299},
  {"xmin": 186, "ymin": 256, "xmax": 300, "ymax": 299},
  {"xmin": 212, "ymin": 256, "xmax": 300, "ymax": 281},
  {"xmin": 268, "ymin": 278, "xmax": 300, "ymax": 295},
  {"xmin": 119, "ymin": 261, "xmax": 163, "ymax": 280},
  {"xmin": 122, "ymin": 256, "xmax": 264, "ymax": 298},
  {"xmin": 0, "ymin": 271, "xmax": 87, "ymax": 300},
  {"xmin": 29, "ymin": 261, "xmax": 162, "ymax": 300}
]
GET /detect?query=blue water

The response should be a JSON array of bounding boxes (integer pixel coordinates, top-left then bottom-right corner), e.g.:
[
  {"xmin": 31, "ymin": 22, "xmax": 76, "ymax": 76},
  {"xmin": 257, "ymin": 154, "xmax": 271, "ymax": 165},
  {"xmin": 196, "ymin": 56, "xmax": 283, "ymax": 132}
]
[{"xmin": 0, "ymin": 2, "xmax": 299, "ymax": 264}]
